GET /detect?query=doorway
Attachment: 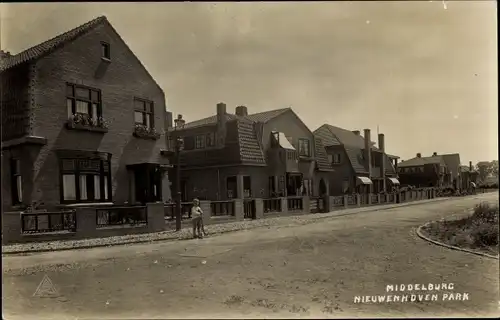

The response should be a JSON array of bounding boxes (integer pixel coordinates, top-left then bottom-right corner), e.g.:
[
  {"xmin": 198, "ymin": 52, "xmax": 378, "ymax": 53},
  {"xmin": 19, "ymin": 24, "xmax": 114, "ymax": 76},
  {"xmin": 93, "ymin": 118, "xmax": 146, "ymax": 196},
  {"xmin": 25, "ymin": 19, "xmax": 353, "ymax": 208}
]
[
  {"xmin": 286, "ymin": 173, "xmax": 303, "ymax": 196},
  {"xmin": 129, "ymin": 163, "xmax": 163, "ymax": 204}
]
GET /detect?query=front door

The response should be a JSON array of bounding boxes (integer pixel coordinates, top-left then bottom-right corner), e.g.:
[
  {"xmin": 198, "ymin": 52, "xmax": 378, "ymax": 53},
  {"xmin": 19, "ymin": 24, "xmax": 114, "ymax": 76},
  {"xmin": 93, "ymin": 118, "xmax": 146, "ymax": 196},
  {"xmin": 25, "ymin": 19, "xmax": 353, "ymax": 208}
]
[{"xmin": 134, "ymin": 164, "xmax": 162, "ymax": 204}]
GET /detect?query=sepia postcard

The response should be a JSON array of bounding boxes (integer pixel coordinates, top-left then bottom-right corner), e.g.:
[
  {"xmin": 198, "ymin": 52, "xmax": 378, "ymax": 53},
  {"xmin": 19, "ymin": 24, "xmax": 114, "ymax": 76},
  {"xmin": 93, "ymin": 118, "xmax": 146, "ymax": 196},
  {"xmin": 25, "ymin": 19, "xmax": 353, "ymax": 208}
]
[{"xmin": 1, "ymin": 1, "xmax": 498, "ymax": 319}]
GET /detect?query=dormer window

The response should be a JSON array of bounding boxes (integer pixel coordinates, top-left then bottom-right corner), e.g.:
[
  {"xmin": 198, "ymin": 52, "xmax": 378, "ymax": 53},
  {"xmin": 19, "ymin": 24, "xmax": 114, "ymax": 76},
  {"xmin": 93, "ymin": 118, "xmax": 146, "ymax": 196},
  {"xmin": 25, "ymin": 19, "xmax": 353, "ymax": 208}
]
[{"xmin": 101, "ymin": 42, "xmax": 110, "ymax": 60}]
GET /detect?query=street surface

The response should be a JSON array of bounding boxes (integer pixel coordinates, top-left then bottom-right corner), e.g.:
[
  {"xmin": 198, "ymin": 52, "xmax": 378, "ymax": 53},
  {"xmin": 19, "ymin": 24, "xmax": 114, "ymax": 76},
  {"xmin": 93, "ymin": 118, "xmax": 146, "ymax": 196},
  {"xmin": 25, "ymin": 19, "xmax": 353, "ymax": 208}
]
[{"xmin": 2, "ymin": 193, "xmax": 499, "ymax": 319}]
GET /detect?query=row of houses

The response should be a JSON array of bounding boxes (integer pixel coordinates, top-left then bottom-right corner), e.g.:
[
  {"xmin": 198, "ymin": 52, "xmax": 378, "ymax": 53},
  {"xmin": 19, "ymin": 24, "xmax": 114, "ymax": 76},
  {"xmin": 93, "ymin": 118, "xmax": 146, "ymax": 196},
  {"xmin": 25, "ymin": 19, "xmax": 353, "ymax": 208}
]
[{"xmin": 0, "ymin": 16, "xmax": 477, "ymax": 212}]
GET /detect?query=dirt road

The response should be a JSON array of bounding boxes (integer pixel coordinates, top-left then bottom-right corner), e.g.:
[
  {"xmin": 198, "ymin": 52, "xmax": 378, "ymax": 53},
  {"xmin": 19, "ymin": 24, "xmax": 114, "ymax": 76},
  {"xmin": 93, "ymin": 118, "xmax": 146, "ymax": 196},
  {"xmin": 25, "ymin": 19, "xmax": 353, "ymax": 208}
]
[{"xmin": 2, "ymin": 193, "xmax": 499, "ymax": 319}]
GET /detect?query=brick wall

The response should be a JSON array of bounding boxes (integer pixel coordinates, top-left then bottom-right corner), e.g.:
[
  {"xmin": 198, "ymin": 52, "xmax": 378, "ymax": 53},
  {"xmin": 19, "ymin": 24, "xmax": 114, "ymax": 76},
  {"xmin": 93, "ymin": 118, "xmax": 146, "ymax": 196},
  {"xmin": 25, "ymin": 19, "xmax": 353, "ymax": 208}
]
[
  {"xmin": 1, "ymin": 64, "xmax": 31, "ymax": 141},
  {"xmin": 20, "ymin": 22, "xmax": 170, "ymax": 207}
]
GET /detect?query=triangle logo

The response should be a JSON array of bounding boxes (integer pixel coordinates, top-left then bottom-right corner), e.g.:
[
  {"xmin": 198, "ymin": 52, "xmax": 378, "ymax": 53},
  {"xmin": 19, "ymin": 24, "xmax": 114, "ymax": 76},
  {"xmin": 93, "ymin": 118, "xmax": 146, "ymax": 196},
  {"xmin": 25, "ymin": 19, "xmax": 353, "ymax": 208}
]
[{"xmin": 33, "ymin": 274, "xmax": 58, "ymax": 297}]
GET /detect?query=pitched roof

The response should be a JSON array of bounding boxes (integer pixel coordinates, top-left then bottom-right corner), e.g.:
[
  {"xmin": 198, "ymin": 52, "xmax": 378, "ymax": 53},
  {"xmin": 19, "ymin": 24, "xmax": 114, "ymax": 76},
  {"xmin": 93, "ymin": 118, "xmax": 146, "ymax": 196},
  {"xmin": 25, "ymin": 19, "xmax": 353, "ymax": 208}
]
[
  {"xmin": 236, "ymin": 119, "xmax": 266, "ymax": 165},
  {"xmin": 180, "ymin": 108, "xmax": 290, "ymax": 130},
  {"xmin": 175, "ymin": 108, "xmax": 290, "ymax": 167},
  {"xmin": 314, "ymin": 138, "xmax": 334, "ymax": 171},
  {"xmin": 313, "ymin": 125, "xmax": 341, "ymax": 147},
  {"xmin": 441, "ymin": 153, "xmax": 461, "ymax": 178},
  {"xmin": 179, "ymin": 119, "xmax": 265, "ymax": 167},
  {"xmin": 398, "ymin": 155, "xmax": 445, "ymax": 167},
  {"xmin": 1, "ymin": 16, "xmax": 106, "ymax": 72},
  {"xmin": 344, "ymin": 146, "xmax": 368, "ymax": 174},
  {"xmin": 460, "ymin": 165, "xmax": 470, "ymax": 173},
  {"xmin": 0, "ymin": 16, "xmax": 165, "ymax": 96},
  {"xmin": 244, "ymin": 108, "xmax": 290, "ymax": 123}
]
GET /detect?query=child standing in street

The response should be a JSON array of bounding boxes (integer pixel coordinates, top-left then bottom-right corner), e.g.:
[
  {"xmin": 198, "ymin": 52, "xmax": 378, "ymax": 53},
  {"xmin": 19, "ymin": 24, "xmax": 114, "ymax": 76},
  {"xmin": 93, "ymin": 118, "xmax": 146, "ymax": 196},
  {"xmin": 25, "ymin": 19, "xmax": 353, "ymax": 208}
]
[{"xmin": 191, "ymin": 198, "xmax": 206, "ymax": 239}]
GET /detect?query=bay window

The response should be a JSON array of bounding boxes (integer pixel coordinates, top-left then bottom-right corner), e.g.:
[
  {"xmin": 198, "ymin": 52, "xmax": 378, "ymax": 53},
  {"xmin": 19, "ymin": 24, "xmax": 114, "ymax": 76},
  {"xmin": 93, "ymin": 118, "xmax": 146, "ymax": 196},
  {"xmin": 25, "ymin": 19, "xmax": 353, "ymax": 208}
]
[{"xmin": 59, "ymin": 157, "xmax": 111, "ymax": 203}]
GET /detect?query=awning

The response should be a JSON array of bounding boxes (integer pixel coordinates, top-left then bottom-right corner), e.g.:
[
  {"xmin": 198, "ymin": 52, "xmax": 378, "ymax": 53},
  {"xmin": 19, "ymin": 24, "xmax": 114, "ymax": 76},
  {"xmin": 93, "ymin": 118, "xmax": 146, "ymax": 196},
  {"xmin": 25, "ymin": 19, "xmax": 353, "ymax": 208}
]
[
  {"xmin": 356, "ymin": 176, "xmax": 373, "ymax": 185},
  {"xmin": 387, "ymin": 177, "xmax": 400, "ymax": 185},
  {"xmin": 470, "ymin": 182, "xmax": 476, "ymax": 188},
  {"xmin": 277, "ymin": 132, "xmax": 295, "ymax": 150}
]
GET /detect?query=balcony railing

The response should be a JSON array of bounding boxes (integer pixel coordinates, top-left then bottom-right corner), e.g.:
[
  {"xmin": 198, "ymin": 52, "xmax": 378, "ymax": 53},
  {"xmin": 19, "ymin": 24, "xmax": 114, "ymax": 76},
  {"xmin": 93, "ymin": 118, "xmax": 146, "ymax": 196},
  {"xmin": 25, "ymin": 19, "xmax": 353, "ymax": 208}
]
[
  {"xmin": 96, "ymin": 206, "xmax": 147, "ymax": 228},
  {"xmin": 21, "ymin": 210, "xmax": 77, "ymax": 234}
]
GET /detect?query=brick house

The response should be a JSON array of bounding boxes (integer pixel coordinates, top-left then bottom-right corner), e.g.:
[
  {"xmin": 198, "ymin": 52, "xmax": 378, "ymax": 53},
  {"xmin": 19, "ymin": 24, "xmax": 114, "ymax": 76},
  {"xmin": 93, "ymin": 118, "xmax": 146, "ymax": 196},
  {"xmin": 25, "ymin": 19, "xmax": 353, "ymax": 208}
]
[
  {"xmin": 459, "ymin": 162, "xmax": 479, "ymax": 190},
  {"xmin": 313, "ymin": 125, "xmax": 400, "ymax": 196},
  {"xmin": 167, "ymin": 103, "xmax": 333, "ymax": 201},
  {"xmin": 1, "ymin": 16, "xmax": 171, "ymax": 212},
  {"xmin": 397, "ymin": 152, "xmax": 461, "ymax": 188}
]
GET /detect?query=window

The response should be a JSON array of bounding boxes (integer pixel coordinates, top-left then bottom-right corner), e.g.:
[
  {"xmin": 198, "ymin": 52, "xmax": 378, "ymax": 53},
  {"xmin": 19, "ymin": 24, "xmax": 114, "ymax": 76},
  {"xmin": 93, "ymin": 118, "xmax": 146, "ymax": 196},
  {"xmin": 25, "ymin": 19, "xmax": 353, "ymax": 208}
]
[
  {"xmin": 66, "ymin": 83, "xmax": 101, "ymax": 122},
  {"xmin": 134, "ymin": 98, "xmax": 154, "ymax": 129},
  {"xmin": 195, "ymin": 135, "xmax": 206, "ymax": 149},
  {"xmin": 183, "ymin": 136, "xmax": 195, "ymax": 150},
  {"xmin": 10, "ymin": 159, "xmax": 22, "ymax": 205},
  {"xmin": 59, "ymin": 158, "xmax": 112, "ymax": 203},
  {"xmin": 298, "ymin": 138, "xmax": 311, "ymax": 157},
  {"xmin": 332, "ymin": 153, "xmax": 341, "ymax": 164},
  {"xmin": 101, "ymin": 42, "xmax": 110, "ymax": 60},
  {"xmin": 206, "ymin": 132, "xmax": 216, "ymax": 147}
]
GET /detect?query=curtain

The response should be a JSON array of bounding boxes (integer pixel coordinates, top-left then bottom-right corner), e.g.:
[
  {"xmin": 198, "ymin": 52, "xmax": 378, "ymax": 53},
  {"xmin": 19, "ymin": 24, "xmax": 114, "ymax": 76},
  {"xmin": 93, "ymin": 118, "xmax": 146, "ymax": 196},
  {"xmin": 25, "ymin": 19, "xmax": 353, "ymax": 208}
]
[
  {"xmin": 103, "ymin": 176, "xmax": 109, "ymax": 200},
  {"xmin": 94, "ymin": 175, "xmax": 101, "ymax": 200},
  {"xmin": 79, "ymin": 175, "xmax": 88, "ymax": 200},
  {"xmin": 63, "ymin": 175, "xmax": 76, "ymax": 200},
  {"xmin": 16, "ymin": 176, "xmax": 23, "ymax": 202}
]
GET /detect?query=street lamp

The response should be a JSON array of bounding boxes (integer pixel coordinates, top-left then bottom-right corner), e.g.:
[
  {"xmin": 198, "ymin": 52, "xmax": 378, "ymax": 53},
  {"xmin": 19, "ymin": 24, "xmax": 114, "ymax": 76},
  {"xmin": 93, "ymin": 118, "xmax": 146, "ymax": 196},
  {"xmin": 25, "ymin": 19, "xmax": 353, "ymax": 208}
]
[{"xmin": 173, "ymin": 114, "xmax": 185, "ymax": 231}]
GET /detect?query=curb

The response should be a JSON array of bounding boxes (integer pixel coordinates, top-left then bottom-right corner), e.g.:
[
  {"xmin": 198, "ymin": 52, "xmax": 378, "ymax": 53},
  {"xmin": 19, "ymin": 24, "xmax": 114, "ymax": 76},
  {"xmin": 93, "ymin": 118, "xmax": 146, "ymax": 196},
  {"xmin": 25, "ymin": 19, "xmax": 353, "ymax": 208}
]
[
  {"xmin": 416, "ymin": 222, "xmax": 499, "ymax": 260},
  {"xmin": 0, "ymin": 196, "xmax": 475, "ymax": 256}
]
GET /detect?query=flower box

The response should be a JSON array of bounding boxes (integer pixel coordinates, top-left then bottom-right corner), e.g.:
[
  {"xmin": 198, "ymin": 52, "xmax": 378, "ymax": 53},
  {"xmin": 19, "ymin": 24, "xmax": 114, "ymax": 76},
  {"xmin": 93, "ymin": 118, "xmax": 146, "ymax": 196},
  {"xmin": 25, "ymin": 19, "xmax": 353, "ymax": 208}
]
[
  {"xmin": 66, "ymin": 114, "xmax": 109, "ymax": 133},
  {"xmin": 133, "ymin": 124, "xmax": 161, "ymax": 140}
]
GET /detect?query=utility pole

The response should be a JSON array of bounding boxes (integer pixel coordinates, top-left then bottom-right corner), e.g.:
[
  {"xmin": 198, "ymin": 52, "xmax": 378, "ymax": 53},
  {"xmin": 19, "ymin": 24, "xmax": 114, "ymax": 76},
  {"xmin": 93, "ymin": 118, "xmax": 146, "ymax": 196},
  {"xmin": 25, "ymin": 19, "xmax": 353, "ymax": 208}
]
[{"xmin": 173, "ymin": 114, "xmax": 185, "ymax": 232}]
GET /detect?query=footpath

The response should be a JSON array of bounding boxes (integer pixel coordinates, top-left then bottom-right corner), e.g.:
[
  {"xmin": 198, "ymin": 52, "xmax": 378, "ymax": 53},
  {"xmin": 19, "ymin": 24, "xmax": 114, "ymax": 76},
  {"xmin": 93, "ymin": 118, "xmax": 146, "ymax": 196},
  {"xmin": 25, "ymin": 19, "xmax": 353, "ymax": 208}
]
[{"xmin": 2, "ymin": 197, "xmax": 452, "ymax": 255}]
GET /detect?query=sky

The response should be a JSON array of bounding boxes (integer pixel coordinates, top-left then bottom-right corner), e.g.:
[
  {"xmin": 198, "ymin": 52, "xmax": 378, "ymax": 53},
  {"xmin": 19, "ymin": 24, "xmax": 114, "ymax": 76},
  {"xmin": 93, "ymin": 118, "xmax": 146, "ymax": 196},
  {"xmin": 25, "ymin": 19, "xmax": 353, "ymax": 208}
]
[{"xmin": 1, "ymin": 1, "xmax": 497, "ymax": 164}]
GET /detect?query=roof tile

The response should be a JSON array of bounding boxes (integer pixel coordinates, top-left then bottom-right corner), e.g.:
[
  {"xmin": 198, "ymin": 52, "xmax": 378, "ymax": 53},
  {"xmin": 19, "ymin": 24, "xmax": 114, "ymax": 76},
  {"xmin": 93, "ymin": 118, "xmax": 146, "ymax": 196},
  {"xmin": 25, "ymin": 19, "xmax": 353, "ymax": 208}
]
[{"xmin": 1, "ymin": 16, "xmax": 106, "ymax": 72}]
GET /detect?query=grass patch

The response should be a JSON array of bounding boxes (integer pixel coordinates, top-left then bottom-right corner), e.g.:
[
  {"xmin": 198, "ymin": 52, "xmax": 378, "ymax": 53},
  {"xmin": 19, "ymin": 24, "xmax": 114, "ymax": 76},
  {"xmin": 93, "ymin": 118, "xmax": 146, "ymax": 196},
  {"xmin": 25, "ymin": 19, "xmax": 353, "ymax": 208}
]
[{"xmin": 422, "ymin": 202, "xmax": 499, "ymax": 255}]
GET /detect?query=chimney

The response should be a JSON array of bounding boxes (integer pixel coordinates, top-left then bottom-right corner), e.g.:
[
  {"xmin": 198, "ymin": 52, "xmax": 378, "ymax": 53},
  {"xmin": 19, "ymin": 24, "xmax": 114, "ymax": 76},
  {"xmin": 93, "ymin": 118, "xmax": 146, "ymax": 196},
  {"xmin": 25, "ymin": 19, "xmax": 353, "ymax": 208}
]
[
  {"xmin": 378, "ymin": 133, "xmax": 386, "ymax": 192},
  {"xmin": 235, "ymin": 105, "xmax": 248, "ymax": 117},
  {"xmin": 364, "ymin": 129, "xmax": 372, "ymax": 180},
  {"xmin": 352, "ymin": 130, "xmax": 360, "ymax": 136},
  {"xmin": 432, "ymin": 152, "xmax": 437, "ymax": 156},
  {"xmin": 469, "ymin": 161, "xmax": 473, "ymax": 172},
  {"xmin": 417, "ymin": 153, "xmax": 421, "ymax": 158},
  {"xmin": 165, "ymin": 111, "xmax": 173, "ymax": 129},
  {"xmin": 216, "ymin": 102, "xmax": 227, "ymax": 147}
]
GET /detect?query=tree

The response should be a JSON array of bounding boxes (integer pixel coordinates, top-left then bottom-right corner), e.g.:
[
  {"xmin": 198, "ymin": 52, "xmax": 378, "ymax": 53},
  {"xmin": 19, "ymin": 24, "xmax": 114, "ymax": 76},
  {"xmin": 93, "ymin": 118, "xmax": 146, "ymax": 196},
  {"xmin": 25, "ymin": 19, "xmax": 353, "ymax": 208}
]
[{"xmin": 476, "ymin": 161, "xmax": 499, "ymax": 182}]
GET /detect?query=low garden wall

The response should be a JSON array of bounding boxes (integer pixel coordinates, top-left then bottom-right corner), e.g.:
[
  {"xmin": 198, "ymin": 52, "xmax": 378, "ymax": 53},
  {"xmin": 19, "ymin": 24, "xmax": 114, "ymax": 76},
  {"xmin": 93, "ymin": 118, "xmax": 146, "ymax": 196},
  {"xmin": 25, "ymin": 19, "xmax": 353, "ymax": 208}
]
[{"xmin": 2, "ymin": 189, "xmax": 438, "ymax": 245}]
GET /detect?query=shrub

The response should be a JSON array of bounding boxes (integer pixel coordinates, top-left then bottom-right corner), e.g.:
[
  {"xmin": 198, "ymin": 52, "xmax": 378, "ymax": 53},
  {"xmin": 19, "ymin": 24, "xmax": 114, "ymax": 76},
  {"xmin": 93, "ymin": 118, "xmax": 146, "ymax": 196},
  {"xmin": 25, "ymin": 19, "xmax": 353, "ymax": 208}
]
[
  {"xmin": 471, "ymin": 223, "xmax": 499, "ymax": 247},
  {"xmin": 472, "ymin": 202, "xmax": 499, "ymax": 224}
]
